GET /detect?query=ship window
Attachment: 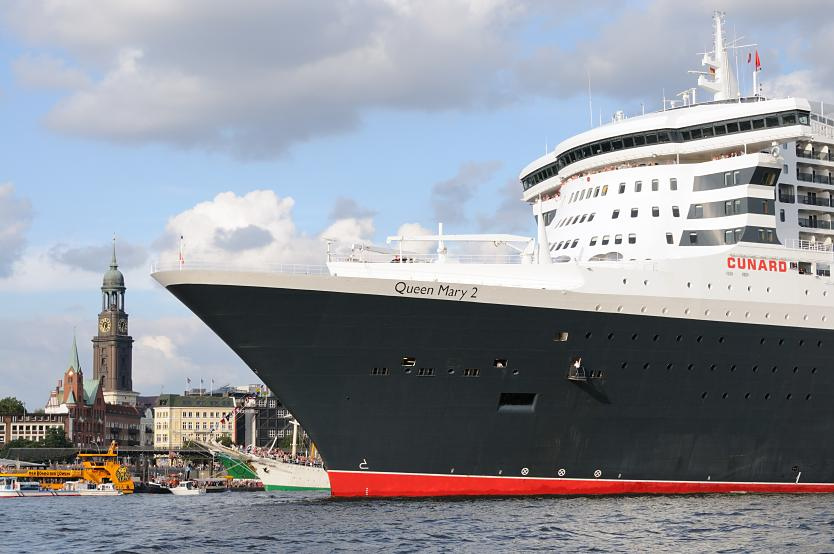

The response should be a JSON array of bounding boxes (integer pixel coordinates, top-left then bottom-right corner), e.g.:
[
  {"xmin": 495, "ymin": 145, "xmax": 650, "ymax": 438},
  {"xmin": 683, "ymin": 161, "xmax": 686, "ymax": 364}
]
[
  {"xmin": 594, "ymin": 186, "xmax": 600, "ymax": 197},
  {"xmin": 739, "ymin": 120, "xmax": 752, "ymax": 131},
  {"xmin": 658, "ymin": 131, "xmax": 670, "ymax": 143},
  {"xmin": 628, "ymin": 234, "xmax": 636, "ymax": 244},
  {"xmin": 714, "ymin": 124, "xmax": 727, "ymax": 135},
  {"xmin": 601, "ymin": 185, "xmax": 608, "ymax": 196},
  {"xmin": 645, "ymin": 133, "xmax": 658, "ymax": 145},
  {"xmin": 752, "ymin": 118, "xmax": 765, "ymax": 129},
  {"xmin": 689, "ymin": 232, "xmax": 698, "ymax": 244},
  {"xmin": 666, "ymin": 232, "xmax": 673, "ymax": 244},
  {"xmin": 635, "ymin": 181, "xmax": 642, "ymax": 192},
  {"xmin": 672, "ymin": 206, "xmax": 680, "ymax": 217},
  {"xmin": 634, "ymin": 134, "xmax": 646, "ymax": 146},
  {"xmin": 417, "ymin": 367, "xmax": 435, "ymax": 376},
  {"xmin": 624, "ymin": 136, "xmax": 634, "ymax": 147},
  {"xmin": 670, "ymin": 178, "xmax": 677, "ymax": 190},
  {"xmin": 734, "ymin": 170, "xmax": 740, "ymax": 185},
  {"xmin": 724, "ymin": 201, "xmax": 732, "ymax": 215},
  {"xmin": 580, "ymin": 214, "xmax": 587, "ymax": 223},
  {"xmin": 651, "ymin": 179, "xmax": 659, "ymax": 191},
  {"xmin": 401, "ymin": 357, "xmax": 416, "ymax": 367},
  {"xmin": 762, "ymin": 200, "xmax": 768, "ymax": 214},
  {"xmin": 734, "ymin": 228, "xmax": 743, "ymax": 242},
  {"xmin": 612, "ymin": 209, "xmax": 620, "ymax": 219},
  {"xmin": 615, "ymin": 234, "xmax": 623, "ymax": 244},
  {"xmin": 765, "ymin": 116, "xmax": 779, "ymax": 128},
  {"xmin": 724, "ymin": 230, "xmax": 734, "ymax": 244},
  {"xmin": 611, "ymin": 139, "xmax": 623, "ymax": 151},
  {"xmin": 726, "ymin": 121, "xmax": 739, "ymax": 133},
  {"xmin": 497, "ymin": 393, "xmax": 536, "ymax": 412},
  {"xmin": 799, "ymin": 114, "xmax": 809, "ymax": 125},
  {"xmin": 619, "ymin": 183, "xmax": 626, "ymax": 194},
  {"xmin": 571, "ymin": 239, "xmax": 579, "ymax": 248},
  {"xmin": 724, "ymin": 172, "xmax": 732, "ymax": 186},
  {"xmin": 601, "ymin": 141, "xmax": 612, "ymax": 153},
  {"xmin": 554, "ymin": 332, "xmax": 569, "ymax": 342},
  {"xmin": 463, "ymin": 368, "xmax": 480, "ymax": 377},
  {"xmin": 690, "ymin": 128, "xmax": 702, "ymax": 139},
  {"xmin": 702, "ymin": 126, "xmax": 714, "ymax": 138},
  {"xmin": 370, "ymin": 367, "xmax": 390, "ymax": 376},
  {"xmin": 602, "ymin": 235, "xmax": 610, "ymax": 245},
  {"xmin": 758, "ymin": 228, "xmax": 766, "ymax": 241},
  {"xmin": 631, "ymin": 208, "xmax": 639, "ymax": 218},
  {"xmin": 556, "ymin": 241, "xmax": 564, "ymax": 249},
  {"xmin": 682, "ymin": 130, "xmax": 691, "ymax": 140},
  {"xmin": 694, "ymin": 204, "xmax": 703, "ymax": 218},
  {"xmin": 588, "ymin": 213, "xmax": 595, "ymax": 221},
  {"xmin": 583, "ymin": 146, "xmax": 592, "ymax": 157},
  {"xmin": 734, "ymin": 199, "xmax": 741, "ymax": 213},
  {"xmin": 652, "ymin": 206, "xmax": 659, "ymax": 217},
  {"xmin": 589, "ymin": 236, "xmax": 598, "ymax": 246},
  {"xmin": 780, "ymin": 209, "xmax": 785, "ymax": 222}
]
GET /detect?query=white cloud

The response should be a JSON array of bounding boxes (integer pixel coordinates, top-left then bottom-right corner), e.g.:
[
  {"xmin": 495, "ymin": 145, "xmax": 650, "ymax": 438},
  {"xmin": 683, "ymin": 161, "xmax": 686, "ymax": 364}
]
[
  {"xmin": 12, "ymin": 53, "xmax": 90, "ymax": 89},
  {"xmin": 0, "ymin": 183, "xmax": 33, "ymax": 278},
  {"xmin": 430, "ymin": 161, "xmax": 502, "ymax": 224},
  {"xmin": 49, "ymin": 239, "xmax": 148, "ymax": 272}
]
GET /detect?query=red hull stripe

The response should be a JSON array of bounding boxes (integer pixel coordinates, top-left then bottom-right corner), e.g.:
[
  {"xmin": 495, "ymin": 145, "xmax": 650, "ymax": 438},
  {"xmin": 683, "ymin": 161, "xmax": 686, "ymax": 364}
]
[{"xmin": 327, "ymin": 471, "xmax": 834, "ymax": 497}]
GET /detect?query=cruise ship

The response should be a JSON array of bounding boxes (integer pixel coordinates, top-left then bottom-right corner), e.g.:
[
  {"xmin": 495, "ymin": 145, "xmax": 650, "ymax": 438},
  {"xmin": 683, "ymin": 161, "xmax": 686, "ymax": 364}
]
[{"xmin": 153, "ymin": 13, "xmax": 834, "ymax": 497}]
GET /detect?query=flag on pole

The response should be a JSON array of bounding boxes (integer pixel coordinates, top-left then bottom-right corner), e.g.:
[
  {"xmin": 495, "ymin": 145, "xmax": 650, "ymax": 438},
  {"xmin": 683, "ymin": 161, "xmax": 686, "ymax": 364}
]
[
  {"xmin": 178, "ymin": 235, "xmax": 185, "ymax": 268},
  {"xmin": 754, "ymin": 50, "xmax": 761, "ymax": 71}
]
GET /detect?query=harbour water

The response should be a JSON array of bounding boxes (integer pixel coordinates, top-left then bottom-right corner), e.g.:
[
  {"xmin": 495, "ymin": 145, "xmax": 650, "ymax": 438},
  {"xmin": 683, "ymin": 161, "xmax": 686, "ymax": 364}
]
[{"xmin": 2, "ymin": 492, "xmax": 833, "ymax": 552}]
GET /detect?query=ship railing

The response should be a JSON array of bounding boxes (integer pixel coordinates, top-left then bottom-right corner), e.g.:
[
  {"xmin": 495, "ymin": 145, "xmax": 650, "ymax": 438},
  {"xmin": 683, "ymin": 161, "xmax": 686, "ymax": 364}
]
[
  {"xmin": 328, "ymin": 254, "xmax": 528, "ymax": 265},
  {"xmin": 150, "ymin": 261, "xmax": 330, "ymax": 275},
  {"xmin": 785, "ymin": 239, "xmax": 834, "ymax": 252}
]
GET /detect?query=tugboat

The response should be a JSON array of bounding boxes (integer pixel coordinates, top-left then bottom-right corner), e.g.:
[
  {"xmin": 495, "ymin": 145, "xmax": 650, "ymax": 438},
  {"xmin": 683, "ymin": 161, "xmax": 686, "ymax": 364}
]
[{"xmin": 0, "ymin": 441, "xmax": 134, "ymax": 494}]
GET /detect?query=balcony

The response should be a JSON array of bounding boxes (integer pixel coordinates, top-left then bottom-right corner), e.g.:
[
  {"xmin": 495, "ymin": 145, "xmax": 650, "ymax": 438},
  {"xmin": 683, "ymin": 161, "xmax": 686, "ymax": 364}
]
[
  {"xmin": 779, "ymin": 194, "xmax": 796, "ymax": 203},
  {"xmin": 796, "ymin": 149, "xmax": 834, "ymax": 162},
  {"xmin": 798, "ymin": 195, "xmax": 834, "ymax": 207},
  {"xmin": 798, "ymin": 218, "xmax": 833, "ymax": 230},
  {"xmin": 797, "ymin": 172, "xmax": 832, "ymax": 185}
]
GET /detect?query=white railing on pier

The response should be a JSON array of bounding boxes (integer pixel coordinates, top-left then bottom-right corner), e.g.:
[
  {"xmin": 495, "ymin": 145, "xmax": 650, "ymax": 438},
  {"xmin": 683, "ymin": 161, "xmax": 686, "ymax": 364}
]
[{"xmin": 150, "ymin": 260, "xmax": 329, "ymax": 275}]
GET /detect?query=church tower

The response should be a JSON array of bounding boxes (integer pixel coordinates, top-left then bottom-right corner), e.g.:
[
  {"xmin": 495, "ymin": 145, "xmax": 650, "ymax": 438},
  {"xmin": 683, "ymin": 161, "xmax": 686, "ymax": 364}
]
[{"xmin": 92, "ymin": 238, "xmax": 137, "ymax": 406}]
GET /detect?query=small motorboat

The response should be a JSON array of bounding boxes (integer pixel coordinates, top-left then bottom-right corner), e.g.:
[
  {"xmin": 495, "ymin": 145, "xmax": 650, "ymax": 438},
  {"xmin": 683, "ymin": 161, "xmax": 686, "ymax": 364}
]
[
  {"xmin": 62, "ymin": 480, "xmax": 123, "ymax": 496},
  {"xmin": 167, "ymin": 480, "xmax": 205, "ymax": 496}
]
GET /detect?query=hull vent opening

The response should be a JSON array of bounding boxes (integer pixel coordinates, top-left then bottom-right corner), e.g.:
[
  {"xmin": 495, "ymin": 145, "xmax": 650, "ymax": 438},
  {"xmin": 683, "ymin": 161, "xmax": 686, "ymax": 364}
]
[
  {"xmin": 370, "ymin": 367, "xmax": 390, "ymax": 376},
  {"xmin": 498, "ymin": 393, "xmax": 537, "ymax": 413},
  {"xmin": 417, "ymin": 367, "xmax": 435, "ymax": 377},
  {"xmin": 401, "ymin": 357, "xmax": 416, "ymax": 367},
  {"xmin": 463, "ymin": 368, "xmax": 481, "ymax": 377}
]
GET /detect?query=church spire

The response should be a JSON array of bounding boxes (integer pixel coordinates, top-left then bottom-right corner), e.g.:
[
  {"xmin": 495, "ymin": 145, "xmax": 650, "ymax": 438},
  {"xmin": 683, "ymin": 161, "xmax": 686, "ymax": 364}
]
[
  {"xmin": 68, "ymin": 332, "xmax": 81, "ymax": 374},
  {"xmin": 110, "ymin": 234, "xmax": 118, "ymax": 270}
]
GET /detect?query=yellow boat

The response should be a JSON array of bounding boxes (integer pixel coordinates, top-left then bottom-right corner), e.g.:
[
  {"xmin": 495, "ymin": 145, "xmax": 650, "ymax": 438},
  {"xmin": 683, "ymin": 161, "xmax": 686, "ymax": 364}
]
[{"xmin": 0, "ymin": 440, "xmax": 134, "ymax": 494}]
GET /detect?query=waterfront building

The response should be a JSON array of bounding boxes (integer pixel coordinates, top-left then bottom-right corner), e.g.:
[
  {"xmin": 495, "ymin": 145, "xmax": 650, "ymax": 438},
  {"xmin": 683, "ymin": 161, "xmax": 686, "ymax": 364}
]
[
  {"xmin": 0, "ymin": 413, "xmax": 68, "ymax": 446},
  {"xmin": 234, "ymin": 390, "xmax": 307, "ymax": 448},
  {"xmin": 153, "ymin": 394, "xmax": 235, "ymax": 449}
]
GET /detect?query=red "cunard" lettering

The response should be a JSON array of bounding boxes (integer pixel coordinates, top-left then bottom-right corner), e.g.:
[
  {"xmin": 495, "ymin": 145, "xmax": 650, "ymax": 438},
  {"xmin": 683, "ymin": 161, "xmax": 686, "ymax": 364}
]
[{"xmin": 727, "ymin": 257, "xmax": 787, "ymax": 272}]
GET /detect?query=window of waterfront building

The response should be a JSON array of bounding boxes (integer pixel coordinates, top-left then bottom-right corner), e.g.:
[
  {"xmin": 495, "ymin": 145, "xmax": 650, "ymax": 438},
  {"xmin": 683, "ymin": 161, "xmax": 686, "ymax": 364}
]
[
  {"xmin": 672, "ymin": 206, "xmax": 680, "ymax": 217},
  {"xmin": 631, "ymin": 208, "xmax": 638, "ymax": 218},
  {"xmin": 666, "ymin": 232, "xmax": 673, "ymax": 244},
  {"xmin": 670, "ymin": 178, "xmax": 678, "ymax": 191},
  {"xmin": 689, "ymin": 232, "xmax": 698, "ymax": 244},
  {"xmin": 602, "ymin": 235, "xmax": 610, "ymax": 245},
  {"xmin": 652, "ymin": 179, "xmax": 659, "ymax": 191},
  {"xmin": 652, "ymin": 206, "xmax": 659, "ymax": 217},
  {"xmin": 615, "ymin": 234, "xmax": 623, "ymax": 244},
  {"xmin": 612, "ymin": 209, "xmax": 620, "ymax": 219},
  {"xmin": 628, "ymin": 234, "xmax": 636, "ymax": 244},
  {"xmin": 590, "ymin": 236, "xmax": 598, "ymax": 246},
  {"xmin": 619, "ymin": 183, "xmax": 626, "ymax": 194},
  {"xmin": 635, "ymin": 181, "xmax": 642, "ymax": 192}
]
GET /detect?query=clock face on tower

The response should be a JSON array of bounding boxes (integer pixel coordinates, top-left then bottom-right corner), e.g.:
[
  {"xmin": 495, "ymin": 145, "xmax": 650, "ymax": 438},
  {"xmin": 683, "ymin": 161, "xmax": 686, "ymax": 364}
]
[
  {"xmin": 118, "ymin": 319, "xmax": 127, "ymax": 334},
  {"xmin": 99, "ymin": 318, "xmax": 111, "ymax": 333}
]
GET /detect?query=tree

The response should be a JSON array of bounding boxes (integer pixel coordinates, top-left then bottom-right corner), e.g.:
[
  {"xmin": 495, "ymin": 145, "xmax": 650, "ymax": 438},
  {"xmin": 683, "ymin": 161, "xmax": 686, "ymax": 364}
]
[
  {"xmin": 0, "ymin": 397, "xmax": 25, "ymax": 416},
  {"xmin": 42, "ymin": 427, "xmax": 73, "ymax": 448},
  {"xmin": 218, "ymin": 435, "xmax": 233, "ymax": 447},
  {"xmin": 0, "ymin": 437, "xmax": 36, "ymax": 458}
]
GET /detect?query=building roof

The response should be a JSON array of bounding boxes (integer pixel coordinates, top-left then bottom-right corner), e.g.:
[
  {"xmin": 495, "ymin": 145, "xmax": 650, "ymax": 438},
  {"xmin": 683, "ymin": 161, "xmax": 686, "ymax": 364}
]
[
  {"xmin": 68, "ymin": 334, "xmax": 81, "ymax": 373},
  {"xmin": 155, "ymin": 394, "xmax": 235, "ymax": 408},
  {"xmin": 102, "ymin": 237, "xmax": 125, "ymax": 290}
]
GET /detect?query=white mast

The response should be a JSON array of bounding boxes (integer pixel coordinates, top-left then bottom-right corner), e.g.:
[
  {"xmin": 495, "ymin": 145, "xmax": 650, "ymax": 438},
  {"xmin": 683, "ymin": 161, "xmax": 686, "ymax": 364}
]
[
  {"xmin": 697, "ymin": 11, "xmax": 738, "ymax": 101},
  {"xmin": 535, "ymin": 197, "xmax": 552, "ymax": 265}
]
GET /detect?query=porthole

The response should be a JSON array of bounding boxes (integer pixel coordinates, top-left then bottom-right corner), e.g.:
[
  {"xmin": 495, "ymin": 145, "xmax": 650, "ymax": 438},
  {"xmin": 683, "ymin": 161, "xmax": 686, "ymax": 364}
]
[
  {"xmin": 662, "ymin": 307, "xmax": 668, "ymax": 314},
  {"xmin": 643, "ymin": 279, "xmax": 648, "ymax": 286},
  {"xmin": 585, "ymin": 332, "xmax": 593, "ymax": 339},
  {"xmin": 722, "ymin": 393, "xmax": 728, "ymax": 399},
  {"xmin": 771, "ymin": 366, "xmax": 778, "ymax": 373},
  {"xmin": 707, "ymin": 283, "xmax": 712, "ymax": 290},
  {"xmin": 784, "ymin": 313, "xmax": 790, "ymax": 321},
  {"xmin": 823, "ymin": 315, "xmax": 828, "ymax": 322},
  {"xmin": 666, "ymin": 363, "xmax": 674, "ymax": 370},
  {"xmin": 675, "ymin": 335, "xmax": 683, "ymax": 342},
  {"xmin": 617, "ymin": 305, "xmax": 623, "ymax": 312},
  {"xmin": 701, "ymin": 392, "xmax": 708, "ymax": 399},
  {"xmin": 792, "ymin": 366, "xmax": 798, "ymax": 373},
  {"xmin": 803, "ymin": 315, "xmax": 808, "ymax": 321},
  {"xmin": 764, "ymin": 393, "xmax": 771, "ymax": 400},
  {"xmin": 607, "ymin": 332, "xmax": 614, "ymax": 340},
  {"xmin": 696, "ymin": 336, "xmax": 703, "ymax": 343},
  {"xmin": 747, "ymin": 285, "xmax": 751, "ymax": 292},
  {"xmin": 766, "ymin": 287, "xmax": 771, "ymax": 293},
  {"xmin": 640, "ymin": 306, "xmax": 647, "ymax": 313},
  {"xmin": 806, "ymin": 394, "xmax": 812, "ymax": 400},
  {"xmin": 447, "ymin": 368, "xmax": 455, "ymax": 374},
  {"xmin": 825, "ymin": 291, "xmax": 829, "ymax": 297},
  {"xmin": 622, "ymin": 278, "xmax": 628, "ymax": 285},
  {"xmin": 752, "ymin": 365, "xmax": 758, "ymax": 373},
  {"xmin": 727, "ymin": 284, "xmax": 732, "ymax": 291},
  {"xmin": 631, "ymin": 333, "xmax": 639, "ymax": 341},
  {"xmin": 778, "ymin": 339, "xmax": 784, "ymax": 346},
  {"xmin": 730, "ymin": 364, "xmax": 736, "ymax": 372},
  {"xmin": 812, "ymin": 367, "xmax": 818, "ymax": 374},
  {"xmin": 704, "ymin": 309, "xmax": 710, "ymax": 316},
  {"xmin": 687, "ymin": 363, "xmax": 694, "ymax": 371},
  {"xmin": 760, "ymin": 338, "xmax": 766, "ymax": 345},
  {"xmin": 512, "ymin": 369, "xmax": 519, "ymax": 376},
  {"xmin": 621, "ymin": 362, "xmax": 628, "ymax": 369},
  {"xmin": 786, "ymin": 393, "xmax": 792, "ymax": 400},
  {"xmin": 799, "ymin": 339, "xmax": 805, "ymax": 346},
  {"xmin": 745, "ymin": 312, "xmax": 750, "ymax": 318},
  {"xmin": 725, "ymin": 310, "xmax": 731, "ymax": 317},
  {"xmin": 718, "ymin": 337, "xmax": 725, "ymax": 344},
  {"xmin": 686, "ymin": 282, "xmax": 691, "ymax": 288},
  {"xmin": 710, "ymin": 364, "xmax": 717, "ymax": 371},
  {"xmin": 805, "ymin": 289, "xmax": 809, "ymax": 295},
  {"xmin": 818, "ymin": 340, "xmax": 823, "ymax": 348},
  {"xmin": 653, "ymin": 334, "xmax": 660, "ymax": 342},
  {"xmin": 765, "ymin": 312, "xmax": 771, "ymax": 319},
  {"xmin": 643, "ymin": 362, "xmax": 650, "ymax": 370},
  {"xmin": 684, "ymin": 308, "xmax": 691, "ymax": 315},
  {"xmin": 745, "ymin": 393, "xmax": 751, "ymax": 399}
]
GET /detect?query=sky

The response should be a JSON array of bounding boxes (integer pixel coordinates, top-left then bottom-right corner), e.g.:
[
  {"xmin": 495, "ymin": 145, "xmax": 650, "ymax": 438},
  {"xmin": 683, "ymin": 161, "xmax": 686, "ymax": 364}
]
[{"xmin": 1, "ymin": 0, "xmax": 833, "ymax": 410}]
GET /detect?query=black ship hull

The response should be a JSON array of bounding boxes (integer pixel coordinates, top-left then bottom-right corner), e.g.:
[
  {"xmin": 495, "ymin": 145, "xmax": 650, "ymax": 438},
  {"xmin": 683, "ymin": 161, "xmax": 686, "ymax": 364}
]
[{"xmin": 165, "ymin": 278, "xmax": 834, "ymax": 497}]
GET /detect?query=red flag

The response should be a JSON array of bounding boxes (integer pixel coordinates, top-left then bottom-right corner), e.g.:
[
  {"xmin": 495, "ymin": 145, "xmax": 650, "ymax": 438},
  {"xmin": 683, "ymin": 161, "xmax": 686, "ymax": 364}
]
[{"xmin": 754, "ymin": 50, "xmax": 761, "ymax": 71}]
